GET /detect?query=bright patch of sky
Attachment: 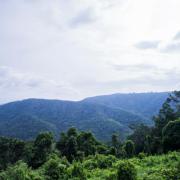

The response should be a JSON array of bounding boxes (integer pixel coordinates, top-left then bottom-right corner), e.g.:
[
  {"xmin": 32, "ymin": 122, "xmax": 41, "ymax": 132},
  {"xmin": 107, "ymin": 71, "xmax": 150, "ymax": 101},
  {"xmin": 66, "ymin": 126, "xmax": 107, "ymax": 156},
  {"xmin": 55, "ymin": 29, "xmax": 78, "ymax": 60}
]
[{"xmin": 0, "ymin": 0, "xmax": 180, "ymax": 103}]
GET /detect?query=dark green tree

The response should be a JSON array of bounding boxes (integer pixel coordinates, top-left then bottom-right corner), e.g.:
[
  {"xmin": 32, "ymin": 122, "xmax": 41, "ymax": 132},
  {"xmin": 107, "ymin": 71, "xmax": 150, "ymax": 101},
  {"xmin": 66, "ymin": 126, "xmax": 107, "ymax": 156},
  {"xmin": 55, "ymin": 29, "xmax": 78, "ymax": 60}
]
[
  {"xmin": 111, "ymin": 134, "xmax": 120, "ymax": 149},
  {"xmin": 0, "ymin": 137, "xmax": 25, "ymax": 170},
  {"xmin": 154, "ymin": 91, "xmax": 180, "ymax": 137},
  {"xmin": 128, "ymin": 124, "xmax": 151, "ymax": 154},
  {"xmin": 154, "ymin": 102, "xmax": 175, "ymax": 136},
  {"xmin": 66, "ymin": 136, "xmax": 78, "ymax": 162},
  {"xmin": 123, "ymin": 140, "xmax": 135, "ymax": 158},
  {"xmin": 77, "ymin": 131, "xmax": 97, "ymax": 156},
  {"xmin": 162, "ymin": 119, "xmax": 180, "ymax": 152},
  {"xmin": 56, "ymin": 132, "xmax": 68, "ymax": 156},
  {"xmin": 143, "ymin": 135, "xmax": 152, "ymax": 154},
  {"xmin": 67, "ymin": 127, "xmax": 78, "ymax": 138},
  {"xmin": 30, "ymin": 132, "xmax": 54, "ymax": 168}
]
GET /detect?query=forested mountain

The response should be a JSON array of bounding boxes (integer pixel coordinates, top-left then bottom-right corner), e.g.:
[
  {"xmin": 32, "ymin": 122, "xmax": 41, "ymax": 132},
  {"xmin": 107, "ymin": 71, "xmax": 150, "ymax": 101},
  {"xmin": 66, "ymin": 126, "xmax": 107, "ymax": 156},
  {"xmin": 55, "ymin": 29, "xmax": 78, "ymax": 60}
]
[
  {"xmin": 84, "ymin": 92, "xmax": 168, "ymax": 119},
  {"xmin": 0, "ymin": 92, "xmax": 168, "ymax": 141},
  {"xmin": 0, "ymin": 91, "xmax": 179, "ymax": 180}
]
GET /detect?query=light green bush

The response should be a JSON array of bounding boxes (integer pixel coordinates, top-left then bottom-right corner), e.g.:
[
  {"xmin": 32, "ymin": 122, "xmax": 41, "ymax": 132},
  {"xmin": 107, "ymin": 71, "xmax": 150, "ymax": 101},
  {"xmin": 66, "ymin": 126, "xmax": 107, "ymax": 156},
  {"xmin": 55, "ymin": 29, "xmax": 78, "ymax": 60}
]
[{"xmin": 117, "ymin": 161, "xmax": 137, "ymax": 180}]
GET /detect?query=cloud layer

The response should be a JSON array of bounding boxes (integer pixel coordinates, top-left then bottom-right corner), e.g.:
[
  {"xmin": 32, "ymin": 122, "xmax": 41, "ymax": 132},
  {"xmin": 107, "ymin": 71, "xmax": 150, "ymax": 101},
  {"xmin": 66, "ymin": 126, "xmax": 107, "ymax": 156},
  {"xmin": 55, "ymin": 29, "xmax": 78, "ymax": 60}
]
[{"xmin": 0, "ymin": 0, "xmax": 180, "ymax": 103}]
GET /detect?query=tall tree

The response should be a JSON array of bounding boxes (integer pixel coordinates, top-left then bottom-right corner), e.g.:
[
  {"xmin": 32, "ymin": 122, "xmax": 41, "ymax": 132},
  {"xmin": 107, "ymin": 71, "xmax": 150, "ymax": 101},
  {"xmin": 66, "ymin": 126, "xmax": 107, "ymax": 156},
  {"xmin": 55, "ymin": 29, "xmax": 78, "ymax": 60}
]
[
  {"xmin": 77, "ymin": 131, "xmax": 97, "ymax": 156},
  {"xmin": 66, "ymin": 136, "xmax": 78, "ymax": 162},
  {"xmin": 123, "ymin": 140, "xmax": 135, "ymax": 158},
  {"xmin": 128, "ymin": 124, "xmax": 151, "ymax": 154},
  {"xmin": 162, "ymin": 119, "xmax": 180, "ymax": 152},
  {"xmin": 154, "ymin": 91, "xmax": 180, "ymax": 136},
  {"xmin": 30, "ymin": 132, "xmax": 54, "ymax": 168}
]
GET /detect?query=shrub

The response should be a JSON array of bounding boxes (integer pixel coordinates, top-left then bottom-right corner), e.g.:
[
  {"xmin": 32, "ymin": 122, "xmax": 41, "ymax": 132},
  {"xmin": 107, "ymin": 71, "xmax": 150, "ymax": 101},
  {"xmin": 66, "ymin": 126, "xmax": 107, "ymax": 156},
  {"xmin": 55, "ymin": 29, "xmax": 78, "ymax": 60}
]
[
  {"xmin": 69, "ymin": 162, "xmax": 86, "ymax": 180},
  {"xmin": 96, "ymin": 154, "xmax": 117, "ymax": 169},
  {"xmin": 117, "ymin": 161, "xmax": 137, "ymax": 180},
  {"xmin": 0, "ymin": 161, "xmax": 43, "ymax": 180},
  {"xmin": 160, "ymin": 167, "xmax": 180, "ymax": 180},
  {"xmin": 138, "ymin": 152, "xmax": 147, "ymax": 159},
  {"xmin": 105, "ymin": 172, "xmax": 117, "ymax": 180},
  {"xmin": 83, "ymin": 154, "xmax": 117, "ymax": 170},
  {"xmin": 83, "ymin": 159, "xmax": 98, "ymax": 170},
  {"xmin": 43, "ymin": 157, "xmax": 67, "ymax": 180}
]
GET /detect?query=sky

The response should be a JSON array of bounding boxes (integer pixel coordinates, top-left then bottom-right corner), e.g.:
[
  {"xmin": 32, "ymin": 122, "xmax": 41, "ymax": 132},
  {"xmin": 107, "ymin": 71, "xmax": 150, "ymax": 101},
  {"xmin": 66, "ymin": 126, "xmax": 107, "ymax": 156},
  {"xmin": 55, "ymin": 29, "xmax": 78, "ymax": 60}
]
[{"xmin": 0, "ymin": 0, "xmax": 180, "ymax": 103}]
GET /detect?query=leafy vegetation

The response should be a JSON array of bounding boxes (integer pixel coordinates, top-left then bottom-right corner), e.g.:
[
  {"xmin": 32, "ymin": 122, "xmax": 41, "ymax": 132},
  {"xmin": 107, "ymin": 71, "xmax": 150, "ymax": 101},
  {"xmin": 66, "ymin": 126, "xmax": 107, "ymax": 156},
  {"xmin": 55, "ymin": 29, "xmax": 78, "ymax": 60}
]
[
  {"xmin": 0, "ymin": 92, "xmax": 167, "ymax": 141},
  {"xmin": 0, "ymin": 91, "xmax": 179, "ymax": 179}
]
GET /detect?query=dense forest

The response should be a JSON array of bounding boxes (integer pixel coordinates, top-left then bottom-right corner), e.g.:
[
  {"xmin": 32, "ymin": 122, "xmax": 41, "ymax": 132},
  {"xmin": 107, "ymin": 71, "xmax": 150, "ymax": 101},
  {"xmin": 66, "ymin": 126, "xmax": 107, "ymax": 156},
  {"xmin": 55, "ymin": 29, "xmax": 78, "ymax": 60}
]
[
  {"xmin": 0, "ymin": 91, "xmax": 179, "ymax": 179},
  {"xmin": 0, "ymin": 92, "xmax": 168, "ymax": 141}
]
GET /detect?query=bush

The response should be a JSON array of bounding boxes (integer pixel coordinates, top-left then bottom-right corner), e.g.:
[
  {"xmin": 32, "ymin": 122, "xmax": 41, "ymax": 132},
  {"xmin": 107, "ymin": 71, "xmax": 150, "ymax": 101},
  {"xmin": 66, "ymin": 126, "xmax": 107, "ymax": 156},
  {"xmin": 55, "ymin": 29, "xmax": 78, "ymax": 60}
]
[
  {"xmin": 117, "ymin": 161, "xmax": 137, "ymax": 180},
  {"xmin": 43, "ymin": 157, "xmax": 67, "ymax": 180},
  {"xmin": 160, "ymin": 167, "xmax": 180, "ymax": 180},
  {"xmin": 69, "ymin": 162, "xmax": 86, "ymax": 180},
  {"xmin": 105, "ymin": 172, "xmax": 117, "ymax": 180},
  {"xmin": 0, "ymin": 161, "xmax": 43, "ymax": 180},
  {"xmin": 96, "ymin": 154, "xmax": 117, "ymax": 169},
  {"xmin": 138, "ymin": 152, "xmax": 147, "ymax": 159},
  {"xmin": 83, "ymin": 154, "xmax": 117, "ymax": 170},
  {"xmin": 83, "ymin": 159, "xmax": 98, "ymax": 170}
]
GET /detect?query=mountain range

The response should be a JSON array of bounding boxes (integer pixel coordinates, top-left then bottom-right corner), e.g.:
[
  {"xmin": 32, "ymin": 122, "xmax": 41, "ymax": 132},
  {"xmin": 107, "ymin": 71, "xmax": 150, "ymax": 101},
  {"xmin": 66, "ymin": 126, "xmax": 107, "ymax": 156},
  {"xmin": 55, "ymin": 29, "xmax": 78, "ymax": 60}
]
[{"xmin": 0, "ymin": 92, "xmax": 169, "ymax": 141}]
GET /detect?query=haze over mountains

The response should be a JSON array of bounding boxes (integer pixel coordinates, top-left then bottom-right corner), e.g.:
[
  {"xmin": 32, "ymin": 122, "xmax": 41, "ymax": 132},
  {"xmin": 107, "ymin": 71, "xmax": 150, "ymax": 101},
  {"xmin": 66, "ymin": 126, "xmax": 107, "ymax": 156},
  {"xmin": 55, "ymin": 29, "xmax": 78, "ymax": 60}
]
[{"xmin": 0, "ymin": 92, "xmax": 168, "ymax": 141}]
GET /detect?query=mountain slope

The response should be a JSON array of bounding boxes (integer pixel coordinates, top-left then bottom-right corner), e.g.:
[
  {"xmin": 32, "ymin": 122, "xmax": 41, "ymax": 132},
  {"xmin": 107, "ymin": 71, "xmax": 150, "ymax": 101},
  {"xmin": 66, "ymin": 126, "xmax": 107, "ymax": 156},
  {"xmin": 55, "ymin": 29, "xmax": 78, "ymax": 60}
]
[
  {"xmin": 0, "ymin": 92, "xmax": 168, "ymax": 141},
  {"xmin": 0, "ymin": 99, "xmax": 146, "ymax": 141},
  {"xmin": 83, "ymin": 92, "xmax": 168, "ymax": 119}
]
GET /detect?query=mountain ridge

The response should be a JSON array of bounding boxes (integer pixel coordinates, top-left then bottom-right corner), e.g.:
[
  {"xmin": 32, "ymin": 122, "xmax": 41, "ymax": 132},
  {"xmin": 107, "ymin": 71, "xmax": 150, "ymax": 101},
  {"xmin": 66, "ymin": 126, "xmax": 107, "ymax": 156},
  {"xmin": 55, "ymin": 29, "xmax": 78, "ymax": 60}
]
[{"xmin": 0, "ymin": 92, "xmax": 169, "ymax": 141}]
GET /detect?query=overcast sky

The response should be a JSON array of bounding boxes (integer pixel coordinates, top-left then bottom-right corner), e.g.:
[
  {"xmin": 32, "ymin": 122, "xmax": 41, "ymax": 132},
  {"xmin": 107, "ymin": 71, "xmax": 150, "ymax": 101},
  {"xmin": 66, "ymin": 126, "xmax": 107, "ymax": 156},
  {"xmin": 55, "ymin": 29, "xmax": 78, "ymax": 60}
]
[{"xmin": 0, "ymin": 0, "xmax": 180, "ymax": 103}]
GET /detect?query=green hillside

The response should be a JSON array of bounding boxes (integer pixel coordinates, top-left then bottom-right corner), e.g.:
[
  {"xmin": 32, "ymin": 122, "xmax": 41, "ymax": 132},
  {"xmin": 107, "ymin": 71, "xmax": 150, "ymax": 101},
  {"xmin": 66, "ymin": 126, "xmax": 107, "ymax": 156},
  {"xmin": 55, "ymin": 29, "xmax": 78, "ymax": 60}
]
[
  {"xmin": 0, "ymin": 92, "xmax": 168, "ymax": 141},
  {"xmin": 0, "ymin": 99, "xmax": 146, "ymax": 141},
  {"xmin": 0, "ymin": 90, "xmax": 179, "ymax": 179},
  {"xmin": 84, "ymin": 92, "xmax": 168, "ymax": 119}
]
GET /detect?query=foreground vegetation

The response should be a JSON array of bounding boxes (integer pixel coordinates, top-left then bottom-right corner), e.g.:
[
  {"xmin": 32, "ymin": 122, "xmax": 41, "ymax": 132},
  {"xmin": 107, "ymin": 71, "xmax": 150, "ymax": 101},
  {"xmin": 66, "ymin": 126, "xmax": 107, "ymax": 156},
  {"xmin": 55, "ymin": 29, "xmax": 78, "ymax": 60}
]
[
  {"xmin": 0, "ymin": 91, "xmax": 179, "ymax": 179},
  {"xmin": 0, "ymin": 151, "xmax": 179, "ymax": 180}
]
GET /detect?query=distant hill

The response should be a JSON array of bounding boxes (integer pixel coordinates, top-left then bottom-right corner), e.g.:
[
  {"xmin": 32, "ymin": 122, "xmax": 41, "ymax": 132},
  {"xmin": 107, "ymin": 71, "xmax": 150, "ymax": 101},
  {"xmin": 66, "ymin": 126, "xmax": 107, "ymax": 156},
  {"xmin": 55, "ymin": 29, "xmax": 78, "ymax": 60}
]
[
  {"xmin": 84, "ymin": 92, "xmax": 169, "ymax": 119},
  {"xmin": 0, "ymin": 92, "xmax": 169, "ymax": 141}
]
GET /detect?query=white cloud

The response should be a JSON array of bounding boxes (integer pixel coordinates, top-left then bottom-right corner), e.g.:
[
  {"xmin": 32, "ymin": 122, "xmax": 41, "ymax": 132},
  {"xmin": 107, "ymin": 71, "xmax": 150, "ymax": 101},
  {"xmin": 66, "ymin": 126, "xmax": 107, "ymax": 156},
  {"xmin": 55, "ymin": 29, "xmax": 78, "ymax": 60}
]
[
  {"xmin": 0, "ymin": 0, "xmax": 180, "ymax": 103},
  {"xmin": 135, "ymin": 41, "xmax": 160, "ymax": 50},
  {"xmin": 0, "ymin": 66, "xmax": 79, "ymax": 103}
]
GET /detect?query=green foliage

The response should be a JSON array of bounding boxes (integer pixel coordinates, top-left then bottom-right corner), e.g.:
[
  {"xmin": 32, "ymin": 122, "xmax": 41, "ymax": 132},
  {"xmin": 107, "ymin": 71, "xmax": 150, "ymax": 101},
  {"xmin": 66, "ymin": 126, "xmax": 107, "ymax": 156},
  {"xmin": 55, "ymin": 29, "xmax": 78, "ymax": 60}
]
[
  {"xmin": 57, "ymin": 129, "xmax": 103, "ymax": 162},
  {"xmin": 68, "ymin": 162, "xmax": 86, "ymax": 180},
  {"xmin": 66, "ymin": 136, "xmax": 78, "ymax": 162},
  {"xmin": 0, "ymin": 93, "xmax": 162, "ymax": 141},
  {"xmin": 0, "ymin": 137, "xmax": 25, "ymax": 170},
  {"xmin": 117, "ymin": 161, "xmax": 137, "ymax": 180},
  {"xmin": 0, "ymin": 130, "xmax": 179, "ymax": 180},
  {"xmin": 42, "ymin": 156, "xmax": 67, "ymax": 180},
  {"xmin": 128, "ymin": 91, "xmax": 180, "ymax": 155},
  {"xmin": 67, "ymin": 127, "xmax": 78, "ymax": 137},
  {"xmin": 29, "ymin": 132, "xmax": 54, "ymax": 168},
  {"xmin": 77, "ymin": 131, "xmax": 98, "ymax": 156},
  {"xmin": 0, "ymin": 90, "xmax": 179, "ymax": 179},
  {"xmin": 111, "ymin": 133, "xmax": 120, "ymax": 149},
  {"xmin": 162, "ymin": 119, "xmax": 180, "ymax": 152},
  {"xmin": 83, "ymin": 154, "xmax": 117, "ymax": 170},
  {"xmin": 123, "ymin": 140, "xmax": 135, "ymax": 158},
  {"xmin": 128, "ymin": 124, "xmax": 151, "ymax": 154},
  {"xmin": 138, "ymin": 152, "xmax": 147, "ymax": 159},
  {"xmin": 154, "ymin": 91, "xmax": 180, "ymax": 136},
  {"xmin": 0, "ymin": 161, "xmax": 43, "ymax": 180}
]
